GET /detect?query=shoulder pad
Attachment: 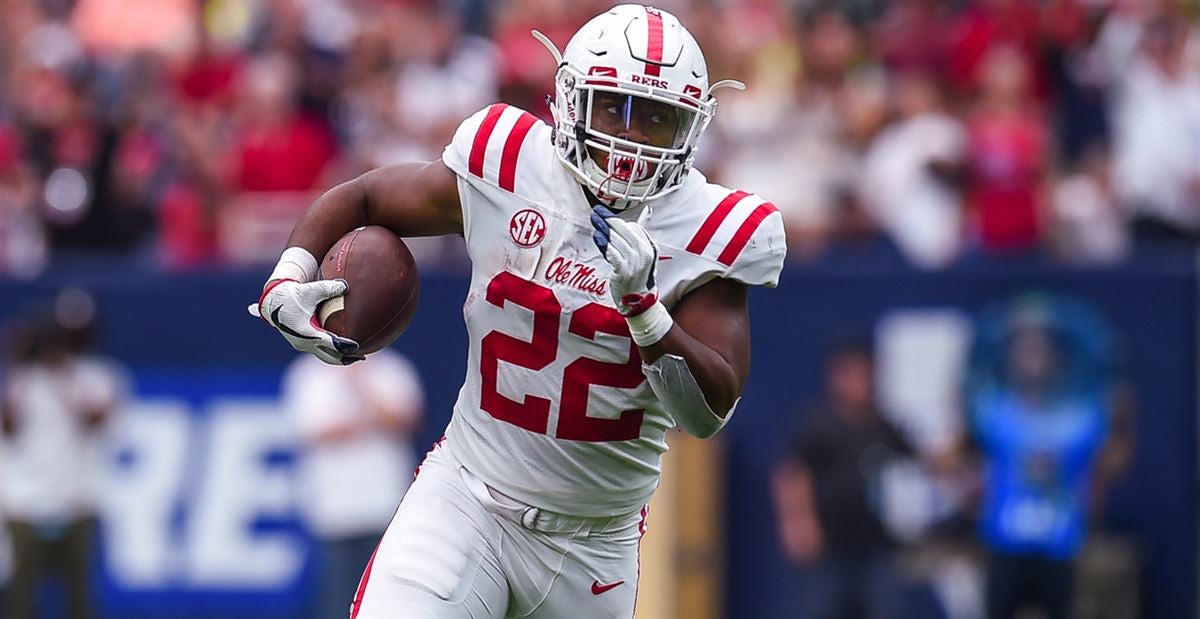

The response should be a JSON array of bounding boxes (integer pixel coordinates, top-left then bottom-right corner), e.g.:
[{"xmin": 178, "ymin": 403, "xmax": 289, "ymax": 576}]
[
  {"xmin": 679, "ymin": 187, "xmax": 786, "ymax": 287},
  {"xmin": 442, "ymin": 104, "xmax": 553, "ymax": 200}
]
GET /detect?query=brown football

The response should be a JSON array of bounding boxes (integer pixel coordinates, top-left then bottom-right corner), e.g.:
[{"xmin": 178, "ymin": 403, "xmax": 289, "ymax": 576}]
[{"xmin": 316, "ymin": 226, "xmax": 419, "ymax": 354}]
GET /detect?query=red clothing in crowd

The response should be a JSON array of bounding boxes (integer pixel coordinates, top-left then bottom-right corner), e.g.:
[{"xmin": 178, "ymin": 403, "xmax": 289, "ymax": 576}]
[
  {"xmin": 0, "ymin": 123, "xmax": 18, "ymax": 172},
  {"xmin": 965, "ymin": 111, "xmax": 1047, "ymax": 250},
  {"xmin": 158, "ymin": 181, "xmax": 213, "ymax": 268},
  {"xmin": 235, "ymin": 114, "xmax": 335, "ymax": 192},
  {"xmin": 177, "ymin": 52, "xmax": 242, "ymax": 105},
  {"xmin": 946, "ymin": 1, "xmax": 1046, "ymax": 98}
]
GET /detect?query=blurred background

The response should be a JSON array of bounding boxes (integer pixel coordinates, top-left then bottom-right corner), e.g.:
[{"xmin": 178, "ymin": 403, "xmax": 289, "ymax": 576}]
[{"xmin": 0, "ymin": 0, "xmax": 1196, "ymax": 618}]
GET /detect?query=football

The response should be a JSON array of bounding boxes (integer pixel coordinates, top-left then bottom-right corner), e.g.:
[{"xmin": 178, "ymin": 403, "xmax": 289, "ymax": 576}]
[{"xmin": 316, "ymin": 226, "xmax": 419, "ymax": 354}]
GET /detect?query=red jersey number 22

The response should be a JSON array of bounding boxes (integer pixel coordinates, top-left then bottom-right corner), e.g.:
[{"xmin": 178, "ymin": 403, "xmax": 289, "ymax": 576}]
[{"xmin": 479, "ymin": 272, "xmax": 645, "ymax": 442}]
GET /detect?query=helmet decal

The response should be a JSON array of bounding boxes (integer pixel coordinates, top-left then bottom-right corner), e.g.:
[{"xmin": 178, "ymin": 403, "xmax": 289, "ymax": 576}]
[{"xmin": 643, "ymin": 6, "xmax": 664, "ymax": 77}]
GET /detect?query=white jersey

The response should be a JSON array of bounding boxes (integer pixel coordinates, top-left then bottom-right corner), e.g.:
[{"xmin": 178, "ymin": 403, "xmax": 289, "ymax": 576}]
[{"xmin": 440, "ymin": 104, "xmax": 785, "ymax": 517}]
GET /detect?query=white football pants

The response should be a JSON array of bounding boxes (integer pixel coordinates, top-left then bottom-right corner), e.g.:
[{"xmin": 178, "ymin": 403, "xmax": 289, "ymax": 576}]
[{"xmin": 349, "ymin": 439, "xmax": 648, "ymax": 619}]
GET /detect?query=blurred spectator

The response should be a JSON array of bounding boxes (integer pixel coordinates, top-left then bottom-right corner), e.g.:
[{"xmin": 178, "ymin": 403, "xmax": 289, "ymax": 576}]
[
  {"xmin": 962, "ymin": 44, "xmax": 1049, "ymax": 254},
  {"xmin": 491, "ymin": 0, "xmax": 603, "ymax": 119},
  {"xmin": 859, "ymin": 69, "xmax": 965, "ymax": 268},
  {"xmin": 335, "ymin": 2, "xmax": 498, "ymax": 169},
  {"xmin": 0, "ymin": 327, "xmax": 10, "ymax": 614},
  {"xmin": 713, "ymin": 5, "xmax": 864, "ymax": 259},
  {"xmin": 1049, "ymin": 145, "xmax": 1129, "ymax": 264},
  {"xmin": 391, "ymin": 3, "xmax": 498, "ymax": 162},
  {"xmin": 6, "ymin": 3, "xmax": 159, "ymax": 254},
  {"xmin": 231, "ymin": 52, "xmax": 334, "ymax": 193},
  {"xmin": 0, "ymin": 525, "xmax": 8, "ymax": 615},
  {"xmin": 873, "ymin": 0, "xmax": 951, "ymax": 74},
  {"xmin": 0, "ymin": 289, "xmax": 127, "ymax": 619},
  {"xmin": 772, "ymin": 341, "xmax": 915, "ymax": 619},
  {"xmin": 962, "ymin": 295, "xmax": 1134, "ymax": 619},
  {"xmin": 282, "ymin": 348, "xmax": 424, "ymax": 619},
  {"xmin": 1043, "ymin": 0, "xmax": 1111, "ymax": 167},
  {"xmin": 216, "ymin": 51, "xmax": 336, "ymax": 263},
  {"xmin": 71, "ymin": 0, "xmax": 195, "ymax": 58},
  {"xmin": 944, "ymin": 0, "xmax": 1047, "ymax": 100},
  {"xmin": 0, "ymin": 120, "xmax": 47, "ymax": 278},
  {"xmin": 1111, "ymin": 12, "xmax": 1200, "ymax": 244}
]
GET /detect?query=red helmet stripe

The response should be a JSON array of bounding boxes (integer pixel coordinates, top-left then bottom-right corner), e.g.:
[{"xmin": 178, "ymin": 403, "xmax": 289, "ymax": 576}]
[
  {"xmin": 718, "ymin": 202, "xmax": 779, "ymax": 266},
  {"xmin": 644, "ymin": 6, "xmax": 664, "ymax": 77}
]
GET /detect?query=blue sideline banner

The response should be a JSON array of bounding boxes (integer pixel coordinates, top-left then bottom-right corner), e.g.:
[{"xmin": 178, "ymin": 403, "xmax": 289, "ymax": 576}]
[
  {"xmin": 96, "ymin": 368, "xmax": 310, "ymax": 619},
  {"xmin": 0, "ymin": 253, "xmax": 1195, "ymax": 619}
]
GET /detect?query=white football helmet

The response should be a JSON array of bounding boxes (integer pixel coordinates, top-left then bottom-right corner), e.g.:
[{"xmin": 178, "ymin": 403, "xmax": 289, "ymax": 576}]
[{"xmin": 534, "ymin": 4, "xmax": 743, "ymax": 208}]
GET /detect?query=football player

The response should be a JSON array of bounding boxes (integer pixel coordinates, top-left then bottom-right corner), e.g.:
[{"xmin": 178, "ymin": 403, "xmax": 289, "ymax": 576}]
[{"xmin": 252, "ymin": 5, "xmax": 785, "ymax": 618}]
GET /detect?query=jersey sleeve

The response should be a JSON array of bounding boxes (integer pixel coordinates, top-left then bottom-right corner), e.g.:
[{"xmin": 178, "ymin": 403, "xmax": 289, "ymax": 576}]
[
  {"xmin": 441, "ymin": 103, "xmax": 543, "ymax": 194},
  {"xmin": 723, "ymin": 203, "xmax": 786, "ymax": 288},
  {"xmin": 678, "ymin": 188, "xmax": 787, "ymax": 288},
  {"xmin": 441, "ymin": 105, "xmax": 491, "ymax": 179}
]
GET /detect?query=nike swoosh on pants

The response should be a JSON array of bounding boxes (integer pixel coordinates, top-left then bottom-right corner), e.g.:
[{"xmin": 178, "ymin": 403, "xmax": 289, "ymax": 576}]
[{"xmin": 591, "ymin": 580, "xmax": 625, "ymax": 595}]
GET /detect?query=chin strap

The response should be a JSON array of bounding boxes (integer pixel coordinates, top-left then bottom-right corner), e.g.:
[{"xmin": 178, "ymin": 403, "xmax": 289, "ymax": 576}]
[
  {"xmin": 593, "ymin": 171, "xmax": 640, "ymax": 212},
  {"xmin": 642, "ymin": 353, "xmax": 738, "ymax": 439}
]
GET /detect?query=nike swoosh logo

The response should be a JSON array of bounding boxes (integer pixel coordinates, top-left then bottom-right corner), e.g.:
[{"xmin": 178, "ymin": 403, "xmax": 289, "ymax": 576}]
[
  {"xmin": 691, "ymin": 70, "xmax": 704, "ymax": 79},
  {"xmin": 657, "ymin": 255, "xmax": 673, "ymax": 261},
  {"xmin": 272, "ymin": 306, "xmax": 319, "ymax": 340},
  {"xmin": 591, "ymin": 579, "xmax": 625, "ymax": 595}
]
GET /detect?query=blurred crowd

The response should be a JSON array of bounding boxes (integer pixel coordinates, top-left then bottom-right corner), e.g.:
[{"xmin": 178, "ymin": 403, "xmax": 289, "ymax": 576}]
[
  {"xmin": 0, "ymin": 0, "xmax": 1196, "ymax": 278},
  {"xmin": 705, "ymin": 0, "xmax": 1199, "ymax": 267},
  {"xmin": 0, "ymin": 289, "xmax": 127, "ymax": 619}
]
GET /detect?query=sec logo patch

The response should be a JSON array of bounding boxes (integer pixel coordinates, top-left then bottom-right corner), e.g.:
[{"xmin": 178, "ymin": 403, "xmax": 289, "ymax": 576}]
[{"xmin": 509, "ymin": 209, "xmax": 546, "ymax": 248}]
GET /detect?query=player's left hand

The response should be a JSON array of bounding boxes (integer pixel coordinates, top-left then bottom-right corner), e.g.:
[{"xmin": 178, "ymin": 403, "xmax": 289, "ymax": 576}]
[{"xmin": 590, "ymin": 205, "xmax": 659, "ymax": 316}]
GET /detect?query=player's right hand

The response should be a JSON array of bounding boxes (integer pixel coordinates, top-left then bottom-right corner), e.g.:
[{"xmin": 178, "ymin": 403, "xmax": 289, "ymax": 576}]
[{"xmin": 248, "ymin": 279, "xmax": 364, "ymax": 365}]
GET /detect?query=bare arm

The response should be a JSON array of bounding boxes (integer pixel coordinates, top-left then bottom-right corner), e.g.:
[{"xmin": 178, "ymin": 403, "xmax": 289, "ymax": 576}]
[
  {"xmin": 369, "ymin": 399, "xmax": 423, "ymax": 435},
  {"xmin": 284, "ymin": 160, "xmax": 463, "ymax": 265},
  {"xmin": 81, "ymin": 405, "xmax": 109, "ymax": 431},
  {"xmin": 1091, "ymin": 384, "xmax": 1136, "ymax": 514},
  {"xmin": 640, "ymin": 278, "xmax": 750, "ymax": 419},
  {"xmin": 254, "ymin": 161, "xmax": 464, "ymax": 364}
]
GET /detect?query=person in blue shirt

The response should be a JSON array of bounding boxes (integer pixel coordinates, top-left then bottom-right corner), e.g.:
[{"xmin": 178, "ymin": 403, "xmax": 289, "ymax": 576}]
[{"xmin": 964, "ymin": 295, "xmax": 1133, "ymax": 619}]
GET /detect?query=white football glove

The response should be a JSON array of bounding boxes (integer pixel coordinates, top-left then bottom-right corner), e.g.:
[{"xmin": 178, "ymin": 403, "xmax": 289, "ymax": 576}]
[
  {"xmin": 590, "ymin": 205, "xmax": 660, "ymax": 316},
  {"xmin": 248, "ymin": 278, "xmax": 364, "ymax": 365}
]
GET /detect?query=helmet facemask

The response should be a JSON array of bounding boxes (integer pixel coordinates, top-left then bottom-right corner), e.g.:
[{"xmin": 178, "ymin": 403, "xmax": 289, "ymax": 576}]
[
  {"xmin": 547, "ymin": 58, "xmax": 715, "ymax": 208},
  {"xmin": 568, "ymin": 74, "xmax": 710, "ymax": 206},
  {"xmin": 532, "ymin": 23, "xmax": 742, "ymax": 209}
]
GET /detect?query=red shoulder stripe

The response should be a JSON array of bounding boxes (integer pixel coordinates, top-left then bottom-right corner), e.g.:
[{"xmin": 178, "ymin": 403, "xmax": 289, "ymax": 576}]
[
  {"xmin": 717, "ymin": 202, "xmax": 778, "ymax": 266},
  {"xmin": 498, "ymin": 111, "xmax": 539, "ymax": 193},
  {"xmin": 686, "ymin": 190, "xmax": 750, "ymax": 255},
  {"xmin": 468, "ymin": 104, "xmax": 507, "ymax": 179},
  {"xmin": 644, "ymin": 7, "xmax": 664, "ymax": 77}
]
